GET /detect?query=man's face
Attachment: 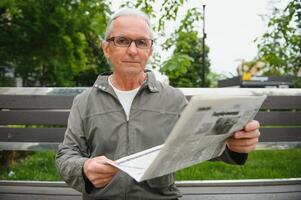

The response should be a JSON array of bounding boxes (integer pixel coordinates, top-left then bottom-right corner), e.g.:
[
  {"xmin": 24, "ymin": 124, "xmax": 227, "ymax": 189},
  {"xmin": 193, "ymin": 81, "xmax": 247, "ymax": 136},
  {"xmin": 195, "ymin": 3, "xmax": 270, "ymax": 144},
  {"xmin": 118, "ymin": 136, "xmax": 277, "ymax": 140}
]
[{"xmin": 102, "ymin": 16, "xmax": 153, "ymax": 76}]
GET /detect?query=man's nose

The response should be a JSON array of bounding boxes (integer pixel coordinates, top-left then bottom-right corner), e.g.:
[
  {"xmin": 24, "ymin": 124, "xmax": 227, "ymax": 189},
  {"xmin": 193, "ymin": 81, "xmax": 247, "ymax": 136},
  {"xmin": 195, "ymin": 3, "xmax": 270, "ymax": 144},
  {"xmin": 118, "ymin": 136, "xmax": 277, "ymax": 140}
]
[{"xmin": 127, "ymin": 41, "xmax": 138, "ymax": 55}]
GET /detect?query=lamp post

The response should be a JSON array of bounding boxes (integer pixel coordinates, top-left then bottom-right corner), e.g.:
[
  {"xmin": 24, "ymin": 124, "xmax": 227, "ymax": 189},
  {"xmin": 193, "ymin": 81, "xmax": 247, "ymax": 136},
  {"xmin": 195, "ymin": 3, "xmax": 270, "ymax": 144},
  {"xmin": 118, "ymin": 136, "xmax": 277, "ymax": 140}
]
[{"xmin": 201, "ymin": 4, "xmax": 206, "ymax": 87}]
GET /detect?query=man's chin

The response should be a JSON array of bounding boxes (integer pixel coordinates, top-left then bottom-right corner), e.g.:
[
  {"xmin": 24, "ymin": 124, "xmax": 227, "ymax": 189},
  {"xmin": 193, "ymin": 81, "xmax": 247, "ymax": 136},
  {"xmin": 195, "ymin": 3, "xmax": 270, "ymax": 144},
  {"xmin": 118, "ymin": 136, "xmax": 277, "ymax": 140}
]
[{"xmin": 122, "ymin": 67, "xmax": 144, "ymax": 75}]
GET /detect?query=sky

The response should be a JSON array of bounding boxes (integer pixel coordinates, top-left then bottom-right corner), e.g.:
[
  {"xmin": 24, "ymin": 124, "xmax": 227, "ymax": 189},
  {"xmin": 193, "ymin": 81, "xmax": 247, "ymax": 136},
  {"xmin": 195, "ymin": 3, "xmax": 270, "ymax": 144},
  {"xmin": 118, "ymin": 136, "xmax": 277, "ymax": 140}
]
[
  {"xmin": 111, "ymin": 0, "xmax": 290, "ymax": 76},
  {"xmin": 202, "ymin": 0, "xmax": 290, "ymax": 76}
]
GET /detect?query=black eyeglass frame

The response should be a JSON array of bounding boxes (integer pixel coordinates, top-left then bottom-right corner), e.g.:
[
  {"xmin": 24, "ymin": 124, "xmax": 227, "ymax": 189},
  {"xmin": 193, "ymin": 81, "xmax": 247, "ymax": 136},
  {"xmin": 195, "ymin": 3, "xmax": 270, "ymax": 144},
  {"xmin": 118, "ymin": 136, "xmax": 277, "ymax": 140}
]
[{"xmin": 106, "ymin": 36, "xmax": 153, "ymax": 49}]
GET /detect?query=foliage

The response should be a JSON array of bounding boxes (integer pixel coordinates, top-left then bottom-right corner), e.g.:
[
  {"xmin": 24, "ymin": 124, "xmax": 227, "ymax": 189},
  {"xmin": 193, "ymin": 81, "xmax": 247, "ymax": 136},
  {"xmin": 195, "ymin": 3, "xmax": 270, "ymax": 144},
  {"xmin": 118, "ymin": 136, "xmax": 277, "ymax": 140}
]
[
  {"xmin": 0, "ymin": 151, "xmax": 60, "ymax": 181},
  {"xmin": 256, "ymin": 0, "xmax": 301, "ymax": 80},
  {"xmin": 0, "ymin": 76, "xmax": 15, "ymax": 86},
  {"xmin": 0, "ymin": 0, "xmax": 110, "ymax": 86},
  {"xmin": 160, "ymin": 8, "xmax": 211, "ymax": 87},
  {"xmin": 119, "ymin": 1, "xmax": 214, "ymax": 87},
  {"xmin": 0, "ymin": 0, "xmax": 214, "ymax": 87},
  {"xmin": 206, "ymin": 72, "xmax": 225, "ymax": 88},
  {"xmin": 120, "ymin": 0, "xmax": 186, "ymax": 32}
]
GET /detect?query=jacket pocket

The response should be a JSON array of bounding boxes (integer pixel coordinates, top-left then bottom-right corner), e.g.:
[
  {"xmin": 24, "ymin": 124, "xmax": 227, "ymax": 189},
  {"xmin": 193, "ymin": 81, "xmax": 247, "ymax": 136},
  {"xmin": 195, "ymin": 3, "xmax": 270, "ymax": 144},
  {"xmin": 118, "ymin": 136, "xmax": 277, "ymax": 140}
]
[
  {"xmin": 146, "ymin": 173, "xmax": 181, "ymax": 196},
  {"xmin": 85, "ymin": 171, "xmax": 123, "ymax": 199},
  {"xmin": 146, "ymin": 173, "xmax": 174, "ymax": 188}
]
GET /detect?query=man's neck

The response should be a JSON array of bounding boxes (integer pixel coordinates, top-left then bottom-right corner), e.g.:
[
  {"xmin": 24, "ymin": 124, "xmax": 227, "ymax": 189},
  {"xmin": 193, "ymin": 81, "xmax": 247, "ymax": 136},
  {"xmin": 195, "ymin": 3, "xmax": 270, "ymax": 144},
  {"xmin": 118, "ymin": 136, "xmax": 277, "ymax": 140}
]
[{"xmin": 110, "ymin": 72, "xmax": 147, "ymax": 91}]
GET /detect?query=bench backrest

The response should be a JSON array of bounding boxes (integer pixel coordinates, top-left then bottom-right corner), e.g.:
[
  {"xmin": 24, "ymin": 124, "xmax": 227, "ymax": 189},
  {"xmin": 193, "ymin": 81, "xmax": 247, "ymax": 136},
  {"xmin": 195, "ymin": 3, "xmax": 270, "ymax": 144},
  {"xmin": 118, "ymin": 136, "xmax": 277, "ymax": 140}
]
[{"xmin": 0, "ymin": 87, "xmax": 301, "ymax": 151}]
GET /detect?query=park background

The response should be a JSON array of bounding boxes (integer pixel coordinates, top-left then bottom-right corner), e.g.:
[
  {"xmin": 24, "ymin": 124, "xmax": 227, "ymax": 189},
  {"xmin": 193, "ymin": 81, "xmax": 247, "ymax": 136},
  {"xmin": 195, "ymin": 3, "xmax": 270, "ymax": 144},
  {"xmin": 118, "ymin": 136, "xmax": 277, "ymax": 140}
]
[{"xmin": 0, "ymin": 0, "xmax": 300, "ymax": 181}]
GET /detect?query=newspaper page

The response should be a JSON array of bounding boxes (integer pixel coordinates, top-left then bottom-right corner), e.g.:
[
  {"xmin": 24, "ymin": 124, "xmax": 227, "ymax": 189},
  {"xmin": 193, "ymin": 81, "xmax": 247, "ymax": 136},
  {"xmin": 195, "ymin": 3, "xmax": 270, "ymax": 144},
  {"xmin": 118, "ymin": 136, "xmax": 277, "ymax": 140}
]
[{"xmin": 105, "ymin": 94, "xmax": 266, "ymax": 182}]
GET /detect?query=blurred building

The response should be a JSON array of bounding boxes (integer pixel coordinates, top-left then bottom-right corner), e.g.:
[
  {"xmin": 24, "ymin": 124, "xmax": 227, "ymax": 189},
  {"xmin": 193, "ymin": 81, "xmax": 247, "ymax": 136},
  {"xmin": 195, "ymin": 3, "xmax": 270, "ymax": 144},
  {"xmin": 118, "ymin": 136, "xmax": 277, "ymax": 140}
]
[
  {"xmin": 218, "ymin": 75, "xmax": 295, "ymax": 88},
  {"xmin": 218, "ymin": 59, "xmax": 300, "ymax": 88}
]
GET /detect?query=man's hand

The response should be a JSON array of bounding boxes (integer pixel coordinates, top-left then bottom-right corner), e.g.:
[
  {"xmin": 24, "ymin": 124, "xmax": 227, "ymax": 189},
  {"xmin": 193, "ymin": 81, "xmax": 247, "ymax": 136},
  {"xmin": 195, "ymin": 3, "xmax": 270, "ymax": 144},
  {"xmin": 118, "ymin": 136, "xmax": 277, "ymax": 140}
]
[
  {"xmin": 226, "ymin": 120, "xmax": 260, "ymax": 153},
  {"xmin": 83, "ymin": 156, "xmax": 118, "ymax": 188}
]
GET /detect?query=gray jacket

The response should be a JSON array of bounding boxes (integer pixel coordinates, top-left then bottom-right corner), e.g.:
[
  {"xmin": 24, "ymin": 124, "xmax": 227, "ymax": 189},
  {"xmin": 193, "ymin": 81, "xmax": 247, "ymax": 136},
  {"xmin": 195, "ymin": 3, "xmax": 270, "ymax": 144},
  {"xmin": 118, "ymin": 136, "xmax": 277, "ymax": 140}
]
[{"xmin": 56, "ymin": 71, "xmax": 247, "ymax": 200}]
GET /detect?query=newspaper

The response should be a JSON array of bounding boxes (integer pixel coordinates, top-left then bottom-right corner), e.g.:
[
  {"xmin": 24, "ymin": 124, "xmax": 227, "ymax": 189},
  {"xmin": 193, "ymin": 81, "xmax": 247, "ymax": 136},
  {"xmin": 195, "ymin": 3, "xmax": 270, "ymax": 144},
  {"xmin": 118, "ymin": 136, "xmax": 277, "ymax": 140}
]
[{"xmin": 104, "ymin": 94, "xmax": 266, "ymax": 182}]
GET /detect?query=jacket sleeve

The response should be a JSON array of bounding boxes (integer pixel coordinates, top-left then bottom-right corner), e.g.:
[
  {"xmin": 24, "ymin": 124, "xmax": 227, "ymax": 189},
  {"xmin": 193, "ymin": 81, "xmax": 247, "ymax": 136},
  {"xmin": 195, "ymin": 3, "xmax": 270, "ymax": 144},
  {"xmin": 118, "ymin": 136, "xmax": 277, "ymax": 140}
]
[
  {"xmin": 55, "ymin": 95, "xmax": 90, "ymax": 193},
  {"xmin": 212, "ymin": 146, "xmax": 248, "ymax": 165}
]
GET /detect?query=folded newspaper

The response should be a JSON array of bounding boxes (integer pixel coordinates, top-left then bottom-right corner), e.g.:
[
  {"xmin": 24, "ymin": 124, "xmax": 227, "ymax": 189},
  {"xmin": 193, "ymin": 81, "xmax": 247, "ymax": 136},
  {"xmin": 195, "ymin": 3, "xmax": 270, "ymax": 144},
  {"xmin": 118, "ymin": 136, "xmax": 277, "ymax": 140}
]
[{"xmin": 104, "ymin": 94, "xmax": 266, "ymax": 182}]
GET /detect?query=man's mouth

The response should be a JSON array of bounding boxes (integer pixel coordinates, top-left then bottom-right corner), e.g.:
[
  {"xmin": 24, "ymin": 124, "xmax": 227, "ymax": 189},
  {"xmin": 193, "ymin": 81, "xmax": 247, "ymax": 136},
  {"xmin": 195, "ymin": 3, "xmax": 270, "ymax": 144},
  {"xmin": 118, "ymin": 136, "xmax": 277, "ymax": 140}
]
[{"xmin": 123, "ymin": 61, "xmax": 140, "ymax": 63}]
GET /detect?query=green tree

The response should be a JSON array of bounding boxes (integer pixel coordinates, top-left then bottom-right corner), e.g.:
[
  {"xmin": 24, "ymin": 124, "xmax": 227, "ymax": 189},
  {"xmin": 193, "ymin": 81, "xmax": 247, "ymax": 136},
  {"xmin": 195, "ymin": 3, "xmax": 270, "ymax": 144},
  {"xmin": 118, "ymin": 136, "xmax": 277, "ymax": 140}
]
[
  {"xmin": 0, "ymin": 0, "xmax": 110, "ymax": 86},
  {"xmin": 160, "ymin": 8, "xmax": 211, "ymax": 87},
  {"xmin": 256, "ymin": 0, "xmax": 301, "ymax": 79},
  {"xmin": 120, "ymin": 0, "xmax": 186, "ymax": 32}
]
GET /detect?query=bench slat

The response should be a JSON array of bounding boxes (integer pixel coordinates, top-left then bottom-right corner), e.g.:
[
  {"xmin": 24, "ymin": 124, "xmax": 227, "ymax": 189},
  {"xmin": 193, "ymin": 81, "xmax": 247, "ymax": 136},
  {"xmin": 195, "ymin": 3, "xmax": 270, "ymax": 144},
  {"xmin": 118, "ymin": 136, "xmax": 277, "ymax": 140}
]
[
  {"xmin": 260, "ymin": 128, "xmax": 301, "ymax": 142},
  {"xmin": 1, "ymin": 110, "xmax": 300, "ymax": 126},
  {"xmin": 255, "ymin": 111, "xmax": 301, "ymax": 125},
  {"xmin": 2, "ymin": 192, "xmax": 299, "ymax": 200},
  {"xmin": 185, "ymin": 96, "xmax": 301, "ymax": 110},
  {"xmin": 0, "ymin": 127, "xmax": 299, "ymax": 143},
  {"xmin": 0, "ymin": 194, "xmax": 80, "ymax": 200},
  {"xmin": 0, "ymin": 128, "xmax": 65, "ymax": 142},
  {"xmin": 261, "ymin": 96, "xmax": 301, "ymax": 109},
  {"xmin": 1, "ymin": 95, "xmax": 301, "ymax": 110},
  {"xmin": 0, "ymin": 110, "xmax": 69, "ymax": 125},
  {"xmin": 1, "ymin": 180, "xmax": 300, "ymax": 200},
  {"xmin": 0, "ymin": 95, "xmax": 74, "ymax": 109}
]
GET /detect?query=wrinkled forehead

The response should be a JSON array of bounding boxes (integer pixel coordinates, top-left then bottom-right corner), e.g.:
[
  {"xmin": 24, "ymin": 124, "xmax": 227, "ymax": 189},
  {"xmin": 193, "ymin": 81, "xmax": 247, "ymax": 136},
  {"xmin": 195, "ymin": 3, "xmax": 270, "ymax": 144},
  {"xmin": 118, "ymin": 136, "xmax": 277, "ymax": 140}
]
[{"xmin": 110, "ymin": 16, "xmax": 152, "ymax": 39}]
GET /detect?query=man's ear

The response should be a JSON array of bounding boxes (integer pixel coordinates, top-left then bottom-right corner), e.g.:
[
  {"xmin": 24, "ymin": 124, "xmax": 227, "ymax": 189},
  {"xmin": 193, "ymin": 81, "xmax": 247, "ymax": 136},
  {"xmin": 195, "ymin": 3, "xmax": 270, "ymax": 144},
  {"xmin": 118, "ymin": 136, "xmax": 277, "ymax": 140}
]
[{"xmin": 102, "ymin": 41, "xmax": 110, "ymax": 59}]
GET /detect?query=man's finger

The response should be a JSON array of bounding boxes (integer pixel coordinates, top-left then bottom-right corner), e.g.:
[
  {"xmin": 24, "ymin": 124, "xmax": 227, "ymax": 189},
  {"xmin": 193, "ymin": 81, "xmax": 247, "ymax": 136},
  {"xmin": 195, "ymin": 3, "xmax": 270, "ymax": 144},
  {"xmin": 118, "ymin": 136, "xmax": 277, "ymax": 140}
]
[
  {"xmin": 93, "ymin": 175, "xmax": 115, "ymax": 188},
  {"xmin": 94, "ymin": 162, "xmax": 118, "ymax": 174},
  {"xmin": 93, "ymin": 169, "xmax": 117, "ymax": 177},
  {"xmin": 233, "ymin": 129, "xmax": 260, "ymax": 139},
  {"xmin": 227, "ymin": 137, "xmax": 259, "ymax": 147},
  {"xmin": 244, "ymin": 120, "xmax": 260, "ymax": 132}
]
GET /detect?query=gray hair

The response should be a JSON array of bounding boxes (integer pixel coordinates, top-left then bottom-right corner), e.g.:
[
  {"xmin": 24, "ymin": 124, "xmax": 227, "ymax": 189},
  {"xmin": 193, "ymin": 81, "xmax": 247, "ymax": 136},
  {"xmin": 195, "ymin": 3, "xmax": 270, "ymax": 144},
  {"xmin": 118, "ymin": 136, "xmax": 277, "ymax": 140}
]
[{"xmin": 104, "ymin": 8, "xmax": 153, "ymax": 40}]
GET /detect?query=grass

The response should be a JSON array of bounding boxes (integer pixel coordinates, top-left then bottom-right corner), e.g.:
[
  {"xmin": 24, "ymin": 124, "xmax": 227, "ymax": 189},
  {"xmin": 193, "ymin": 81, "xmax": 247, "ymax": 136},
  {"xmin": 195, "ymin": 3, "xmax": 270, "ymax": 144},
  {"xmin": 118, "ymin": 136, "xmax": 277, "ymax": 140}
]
[
  {"xmin": 0, "ymin": 151, "xmax": 60, "ymax": 181},
  {"xmin": 176, "ymin": 148, "xmax": 301, "ymax": 180},
  {"xmin": 0, "ymin": 149, "xmax": 301, "ymax": 181}
]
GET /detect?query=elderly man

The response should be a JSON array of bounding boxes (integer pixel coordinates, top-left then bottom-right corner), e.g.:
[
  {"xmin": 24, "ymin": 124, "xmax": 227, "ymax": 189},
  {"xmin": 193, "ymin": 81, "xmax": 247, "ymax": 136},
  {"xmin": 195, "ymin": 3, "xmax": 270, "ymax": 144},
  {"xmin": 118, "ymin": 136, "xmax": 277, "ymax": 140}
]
[{"xmin": 56, "ymin": 8, "xmax": 260, "ymax": 200}]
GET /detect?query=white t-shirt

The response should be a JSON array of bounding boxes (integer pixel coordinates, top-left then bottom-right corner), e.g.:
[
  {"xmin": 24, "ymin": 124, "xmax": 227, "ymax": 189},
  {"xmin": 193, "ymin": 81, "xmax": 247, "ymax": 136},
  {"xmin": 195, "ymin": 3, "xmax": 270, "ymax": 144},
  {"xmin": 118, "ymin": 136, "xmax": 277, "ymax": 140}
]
[{"xmin": 109, "ymin": 77, "xmax": 140, "ymax": 121}]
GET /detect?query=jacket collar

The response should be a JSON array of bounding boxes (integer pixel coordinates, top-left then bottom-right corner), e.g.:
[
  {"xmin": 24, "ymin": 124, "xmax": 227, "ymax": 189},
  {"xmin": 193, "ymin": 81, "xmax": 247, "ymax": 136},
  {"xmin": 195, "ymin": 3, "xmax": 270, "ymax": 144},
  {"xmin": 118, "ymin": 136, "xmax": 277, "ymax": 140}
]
[{"xmin": 93, "ymin": 70, "xmax": 160, "ymax": 93}]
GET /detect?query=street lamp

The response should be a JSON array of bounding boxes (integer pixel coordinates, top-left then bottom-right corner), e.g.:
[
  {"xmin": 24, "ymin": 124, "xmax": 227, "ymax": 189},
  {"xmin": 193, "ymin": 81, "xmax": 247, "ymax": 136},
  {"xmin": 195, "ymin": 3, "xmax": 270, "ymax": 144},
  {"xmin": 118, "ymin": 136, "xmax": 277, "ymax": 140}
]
[{"xmin": 201, "ymin": 4, "xmax": 206, "ymax": 87}]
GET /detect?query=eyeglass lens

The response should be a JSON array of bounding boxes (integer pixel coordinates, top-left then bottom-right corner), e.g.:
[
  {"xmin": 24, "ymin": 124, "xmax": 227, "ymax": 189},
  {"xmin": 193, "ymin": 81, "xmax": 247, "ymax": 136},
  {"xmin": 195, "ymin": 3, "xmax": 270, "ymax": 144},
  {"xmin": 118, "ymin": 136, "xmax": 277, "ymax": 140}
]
[{"xmin": 112, "ymin": 37, "xmax": 152, "ymax": 49}]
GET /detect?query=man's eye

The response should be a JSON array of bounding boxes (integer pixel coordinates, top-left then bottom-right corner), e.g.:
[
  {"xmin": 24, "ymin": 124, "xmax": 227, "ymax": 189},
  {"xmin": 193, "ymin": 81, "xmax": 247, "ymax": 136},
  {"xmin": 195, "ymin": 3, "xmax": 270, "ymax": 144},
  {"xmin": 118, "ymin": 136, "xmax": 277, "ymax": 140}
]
[
  {"xmin": 116, "ymin": 37, "xmax": 130, "ymax": 45},
  {"xmin": 136, "ymin": 39, "xmax": 148, "ymax": 47}
]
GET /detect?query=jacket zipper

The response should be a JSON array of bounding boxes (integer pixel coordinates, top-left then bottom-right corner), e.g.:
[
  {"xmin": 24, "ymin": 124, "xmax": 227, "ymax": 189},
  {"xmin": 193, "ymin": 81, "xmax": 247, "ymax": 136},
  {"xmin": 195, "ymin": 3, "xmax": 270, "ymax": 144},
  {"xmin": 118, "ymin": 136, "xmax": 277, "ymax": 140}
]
[
  {"xmin": 100, "ymin": 84, "xmax": 147, "ymax": 199},
  {"xmin": 101, "ymin": 88, "xmax": 130, "ymax": 199}
]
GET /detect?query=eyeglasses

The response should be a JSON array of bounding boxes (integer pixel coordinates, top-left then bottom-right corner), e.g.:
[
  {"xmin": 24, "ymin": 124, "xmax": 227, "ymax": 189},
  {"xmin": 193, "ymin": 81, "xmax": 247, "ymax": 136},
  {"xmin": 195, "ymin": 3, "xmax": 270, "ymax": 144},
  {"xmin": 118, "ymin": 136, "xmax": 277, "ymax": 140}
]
[{"xmin": 106, "ymin": 36, "xmax": 153, "ymax": 49}]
